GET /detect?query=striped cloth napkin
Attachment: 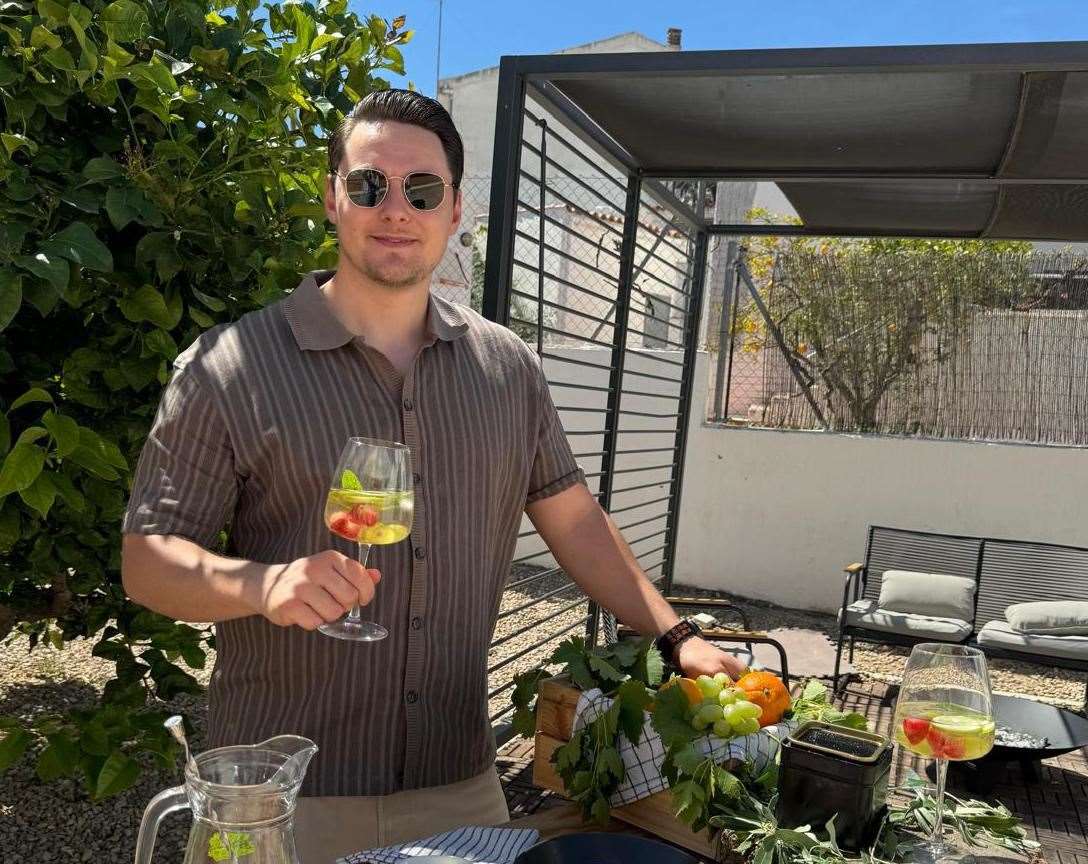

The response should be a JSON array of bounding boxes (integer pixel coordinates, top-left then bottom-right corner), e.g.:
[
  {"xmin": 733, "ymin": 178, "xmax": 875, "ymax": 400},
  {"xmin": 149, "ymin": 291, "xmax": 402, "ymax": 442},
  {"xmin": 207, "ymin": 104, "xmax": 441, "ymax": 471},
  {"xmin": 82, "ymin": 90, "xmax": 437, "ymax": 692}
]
[{"xmin": 337, "ymin": 826, "xmax": 540, "ymax": 864}]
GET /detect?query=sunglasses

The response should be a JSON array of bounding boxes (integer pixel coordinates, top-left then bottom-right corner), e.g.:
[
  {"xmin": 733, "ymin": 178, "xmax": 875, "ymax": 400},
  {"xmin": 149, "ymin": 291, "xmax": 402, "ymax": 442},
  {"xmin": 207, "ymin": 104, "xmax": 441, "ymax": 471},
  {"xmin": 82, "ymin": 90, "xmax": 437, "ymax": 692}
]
[{"xmin": 334, "ymin": 167, "xmax": 455, "ymax": 212}]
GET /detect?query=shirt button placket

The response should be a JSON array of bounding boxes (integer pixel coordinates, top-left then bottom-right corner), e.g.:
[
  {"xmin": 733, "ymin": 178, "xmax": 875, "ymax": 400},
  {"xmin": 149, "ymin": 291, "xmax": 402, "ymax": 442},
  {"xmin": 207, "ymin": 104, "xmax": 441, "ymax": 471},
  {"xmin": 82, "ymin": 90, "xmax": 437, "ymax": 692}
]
[{"xmin": 400, "ymin": 367, "xmax": 427, "ymax": 789}]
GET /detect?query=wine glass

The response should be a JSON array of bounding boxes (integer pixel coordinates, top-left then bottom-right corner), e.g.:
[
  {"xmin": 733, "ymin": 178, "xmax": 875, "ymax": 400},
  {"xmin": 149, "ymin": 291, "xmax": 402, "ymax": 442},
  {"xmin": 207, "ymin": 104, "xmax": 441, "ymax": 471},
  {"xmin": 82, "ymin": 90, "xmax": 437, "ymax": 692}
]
[
  {"xmin": 319, "ymin": 437, "xmax": 413, "ymax": 641},
  {"xmin": 892, "ymin": 643, "xmax": 995, "ymax": 863}
]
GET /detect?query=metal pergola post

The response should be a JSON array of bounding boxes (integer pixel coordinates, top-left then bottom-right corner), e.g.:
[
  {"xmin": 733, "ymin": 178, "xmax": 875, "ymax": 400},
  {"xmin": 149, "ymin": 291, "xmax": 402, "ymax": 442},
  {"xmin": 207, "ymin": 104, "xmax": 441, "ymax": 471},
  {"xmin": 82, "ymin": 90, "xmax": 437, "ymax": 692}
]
[
  {"xmin": 482, "ymin": 58, "xmax": 526, "ymax": 324},
  {"xmin": 586, "ymin": 172, "xmax": 642, "ymax": 644},
  {"xmin": 660, "ymin": 229, "xmax": 710, "ymax": 593}
]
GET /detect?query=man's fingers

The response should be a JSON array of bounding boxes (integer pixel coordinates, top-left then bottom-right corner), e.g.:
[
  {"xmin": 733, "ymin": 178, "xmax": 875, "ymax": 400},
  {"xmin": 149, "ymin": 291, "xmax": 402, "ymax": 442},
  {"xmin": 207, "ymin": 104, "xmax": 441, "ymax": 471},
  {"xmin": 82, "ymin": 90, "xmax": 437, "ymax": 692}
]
[
  {"xmin": 331, "ymin": 558, "xmax": 378, "ymax": 606},
  {"xmin": 314, "ymin": 566, "xmax": 360, "ymax": 611},
  {"xmin": 288, "ymin": 601, "xmax": 325, "ymax": 631},
  {"xmin": 300, "ymin": 583, "xmax": 349, "ymax": 623},
  {"xmin": 367, "ymin": 568, "xmax": 381, "ymax": 584}
]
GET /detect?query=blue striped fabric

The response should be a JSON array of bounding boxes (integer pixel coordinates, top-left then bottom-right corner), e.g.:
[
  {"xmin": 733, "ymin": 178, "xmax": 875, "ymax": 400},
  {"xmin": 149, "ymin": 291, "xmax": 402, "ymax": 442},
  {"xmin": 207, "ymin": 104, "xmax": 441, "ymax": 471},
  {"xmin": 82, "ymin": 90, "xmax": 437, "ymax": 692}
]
[{"xmin": 338, "ymin": 825, "xmax": 540, "ymax": 864}]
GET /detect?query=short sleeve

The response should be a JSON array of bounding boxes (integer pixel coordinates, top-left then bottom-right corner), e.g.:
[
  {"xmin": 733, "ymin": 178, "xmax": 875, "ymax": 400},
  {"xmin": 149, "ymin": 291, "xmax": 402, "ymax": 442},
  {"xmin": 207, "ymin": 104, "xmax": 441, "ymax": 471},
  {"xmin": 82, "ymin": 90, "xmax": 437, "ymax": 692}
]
[
  {"xmin": 122, "ymin": 364, "xmax": 241, "ymax": 547},
  {"xmin": 525, "ymin": 355, "xmax": 586, "ymax": 505}
]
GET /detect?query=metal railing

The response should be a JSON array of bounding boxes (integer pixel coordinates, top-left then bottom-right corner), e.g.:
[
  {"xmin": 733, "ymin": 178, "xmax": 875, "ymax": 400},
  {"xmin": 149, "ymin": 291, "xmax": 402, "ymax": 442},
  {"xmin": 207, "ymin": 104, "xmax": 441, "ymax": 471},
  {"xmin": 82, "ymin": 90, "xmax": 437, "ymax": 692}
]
[{"xmin": 481, "ymin": 87, "xmax": 710, "ymax": 734}]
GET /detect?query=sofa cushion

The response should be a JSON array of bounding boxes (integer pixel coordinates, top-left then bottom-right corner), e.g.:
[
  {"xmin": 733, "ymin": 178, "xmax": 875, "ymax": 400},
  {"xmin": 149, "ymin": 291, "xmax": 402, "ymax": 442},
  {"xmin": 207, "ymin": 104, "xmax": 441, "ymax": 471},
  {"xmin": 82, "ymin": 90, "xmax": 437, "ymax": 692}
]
[
  {"xmin": 977, "ymin": 620, "xmax": 1088, "ymax": 662},
  {"xmin": 843, "ymin": 599, "xmax": 972, "ymax": 641},
  {"xmin": 1005, "ymin": 601, "xmax": 1088, "ymax": 636},
  {"xmin": 877, "ymin": 569, "xmax": 977, "ymax": 621}
]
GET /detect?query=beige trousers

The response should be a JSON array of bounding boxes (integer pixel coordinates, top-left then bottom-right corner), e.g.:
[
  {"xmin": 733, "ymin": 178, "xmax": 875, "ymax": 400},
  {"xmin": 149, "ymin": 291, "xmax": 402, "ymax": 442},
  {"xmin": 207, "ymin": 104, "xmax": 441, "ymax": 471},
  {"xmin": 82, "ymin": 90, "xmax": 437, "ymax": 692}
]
[{"xmin": 292, "ymin": 768, "xmax": 510, "ymax": 864}]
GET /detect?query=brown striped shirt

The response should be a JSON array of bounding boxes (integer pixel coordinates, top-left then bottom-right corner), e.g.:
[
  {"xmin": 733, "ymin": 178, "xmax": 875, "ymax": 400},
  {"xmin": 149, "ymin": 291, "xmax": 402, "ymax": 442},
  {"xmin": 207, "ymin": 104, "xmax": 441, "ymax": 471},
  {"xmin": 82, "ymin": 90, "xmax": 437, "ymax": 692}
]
[{"xmin": 123, "ymin": 271, "xmax": 584, "ymax": 796}]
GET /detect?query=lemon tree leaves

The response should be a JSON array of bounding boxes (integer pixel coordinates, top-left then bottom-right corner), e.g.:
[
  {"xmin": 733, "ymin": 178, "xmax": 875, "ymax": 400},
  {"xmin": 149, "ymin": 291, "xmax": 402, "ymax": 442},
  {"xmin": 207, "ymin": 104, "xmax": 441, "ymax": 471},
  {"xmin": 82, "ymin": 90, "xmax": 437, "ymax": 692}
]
[{"xmin": 1, "ymin": 0, "xmax": 413, "ymax": 800}]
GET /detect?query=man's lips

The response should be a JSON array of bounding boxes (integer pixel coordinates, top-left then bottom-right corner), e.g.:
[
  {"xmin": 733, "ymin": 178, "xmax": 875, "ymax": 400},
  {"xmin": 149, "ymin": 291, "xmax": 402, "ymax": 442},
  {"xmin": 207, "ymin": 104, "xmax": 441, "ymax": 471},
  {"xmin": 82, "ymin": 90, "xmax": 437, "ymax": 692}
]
[{"xmin": 371, "ymin": 235, "xmax": 419, "ymax": 247}]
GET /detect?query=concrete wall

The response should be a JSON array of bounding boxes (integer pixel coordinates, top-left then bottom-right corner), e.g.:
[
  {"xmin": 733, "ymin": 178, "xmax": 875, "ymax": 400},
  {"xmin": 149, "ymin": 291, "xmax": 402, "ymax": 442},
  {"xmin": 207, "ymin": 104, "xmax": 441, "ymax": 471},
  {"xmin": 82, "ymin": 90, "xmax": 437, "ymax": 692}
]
[
  {"xmin": 525, "ymin": 348, "xmax": 1088, "ymax": 616},
  {"xmin": 675, "ymin": 403, "xmax": 1088, "ymax": 614}
]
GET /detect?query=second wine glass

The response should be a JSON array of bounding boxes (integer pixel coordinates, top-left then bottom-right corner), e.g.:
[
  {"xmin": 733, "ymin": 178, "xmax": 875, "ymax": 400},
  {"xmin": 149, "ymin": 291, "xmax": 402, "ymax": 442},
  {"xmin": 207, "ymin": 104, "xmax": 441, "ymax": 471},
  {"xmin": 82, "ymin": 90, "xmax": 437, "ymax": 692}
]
[
  {"xmin": 320, "ymin": 437, "xmax": 413, "ymax": 642},
  {"xmin": 892, "ymin": 643, "xmax": 995, "ymax": 863}
]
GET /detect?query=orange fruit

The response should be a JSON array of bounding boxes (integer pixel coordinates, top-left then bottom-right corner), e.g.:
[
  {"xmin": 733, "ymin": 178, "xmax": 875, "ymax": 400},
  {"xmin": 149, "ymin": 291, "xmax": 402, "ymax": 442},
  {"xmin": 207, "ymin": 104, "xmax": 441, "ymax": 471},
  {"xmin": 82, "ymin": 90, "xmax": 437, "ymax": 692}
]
[
  {"xmin": 658, "ymin": 676, "xmax": 703, "ymax": 708},
  {"xmin": 735, "ymin": 670, "xmax": 791, "ymax": 727}
]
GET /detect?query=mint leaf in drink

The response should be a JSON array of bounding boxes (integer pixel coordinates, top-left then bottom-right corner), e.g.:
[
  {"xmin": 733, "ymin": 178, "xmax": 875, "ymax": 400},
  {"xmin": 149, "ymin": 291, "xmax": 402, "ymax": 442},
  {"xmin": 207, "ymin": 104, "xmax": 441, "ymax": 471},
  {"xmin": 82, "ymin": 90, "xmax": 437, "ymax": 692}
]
[{"xmin": 340, "ymin": 469, "xmax": 362, "ymax": 490}]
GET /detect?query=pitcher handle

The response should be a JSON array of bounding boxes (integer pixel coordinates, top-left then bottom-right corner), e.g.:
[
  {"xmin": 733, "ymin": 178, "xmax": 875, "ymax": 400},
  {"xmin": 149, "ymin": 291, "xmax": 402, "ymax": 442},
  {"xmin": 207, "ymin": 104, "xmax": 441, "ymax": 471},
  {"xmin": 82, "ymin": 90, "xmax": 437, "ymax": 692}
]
[{"xmin": 134, "ymin": 784, "xmax": 189, "ymax": 864}]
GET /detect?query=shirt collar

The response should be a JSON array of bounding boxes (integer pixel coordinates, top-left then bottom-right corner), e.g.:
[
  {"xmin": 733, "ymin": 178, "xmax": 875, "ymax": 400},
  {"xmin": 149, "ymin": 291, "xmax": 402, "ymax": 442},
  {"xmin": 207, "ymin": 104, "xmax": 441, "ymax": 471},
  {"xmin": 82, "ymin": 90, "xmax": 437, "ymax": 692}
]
[{"xmin": 283, "ymin": 270, "xmax": 469, "ymax": 351}]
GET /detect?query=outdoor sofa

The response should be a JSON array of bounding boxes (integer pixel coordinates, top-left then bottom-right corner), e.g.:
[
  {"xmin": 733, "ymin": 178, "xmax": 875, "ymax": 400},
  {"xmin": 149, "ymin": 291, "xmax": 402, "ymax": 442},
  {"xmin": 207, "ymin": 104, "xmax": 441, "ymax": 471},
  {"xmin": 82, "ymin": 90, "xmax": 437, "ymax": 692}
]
[{"xmin": 835, "ymin": 525, "xmax": 1088, "ymax": 707}]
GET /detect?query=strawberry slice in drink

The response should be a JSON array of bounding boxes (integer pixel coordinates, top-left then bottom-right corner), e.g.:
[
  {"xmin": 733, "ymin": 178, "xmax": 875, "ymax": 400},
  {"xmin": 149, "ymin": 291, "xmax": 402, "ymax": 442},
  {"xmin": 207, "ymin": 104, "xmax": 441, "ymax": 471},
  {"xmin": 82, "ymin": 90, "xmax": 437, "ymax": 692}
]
[
  {"xmin": 901, "ymin": 717, "xmax": 931, "ymax": 745},
  {"xmin": 926, "ymin": 726, "xmax": 966, "ymax": 759},
  {"xmin": 351, "ymin": 504, "xmax": 380, "ymax": 527},
  {"xmin": 329, "ymin": 512, "xmax": 362, "ymax": 541}
]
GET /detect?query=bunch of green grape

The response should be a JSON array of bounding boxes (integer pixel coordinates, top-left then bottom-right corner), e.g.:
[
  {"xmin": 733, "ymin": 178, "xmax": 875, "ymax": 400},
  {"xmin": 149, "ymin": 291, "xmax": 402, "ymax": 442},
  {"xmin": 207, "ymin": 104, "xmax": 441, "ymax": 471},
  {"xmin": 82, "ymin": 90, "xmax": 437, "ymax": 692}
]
[{"xmin": 689, "ymin": 673, "xmax": 762, "ymax": 739}]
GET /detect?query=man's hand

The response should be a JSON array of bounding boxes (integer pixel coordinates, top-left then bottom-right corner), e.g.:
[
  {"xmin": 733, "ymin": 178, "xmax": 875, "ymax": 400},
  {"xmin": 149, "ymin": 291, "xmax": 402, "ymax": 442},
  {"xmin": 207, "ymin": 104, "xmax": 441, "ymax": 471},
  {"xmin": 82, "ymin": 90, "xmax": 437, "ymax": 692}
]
[
  {"xmin": 258, "ymin": 550, "xmax": 381, "ymax": 630},
  {"xmin": 675, "ymin": 636, "xmax": 748, "ymax": 681}
]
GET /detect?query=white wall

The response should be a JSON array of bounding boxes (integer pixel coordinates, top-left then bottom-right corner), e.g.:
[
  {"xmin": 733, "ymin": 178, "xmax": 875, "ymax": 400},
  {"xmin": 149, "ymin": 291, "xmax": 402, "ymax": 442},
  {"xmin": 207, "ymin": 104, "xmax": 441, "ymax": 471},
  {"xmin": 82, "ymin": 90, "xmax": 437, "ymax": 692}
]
[
  {"xmin": 675, "ymin": 398, "xmax": 1088, "ymax": 613},
  {"xmin": 528, "ymin": 349, "xmax": 1088, "ymax": 615}
]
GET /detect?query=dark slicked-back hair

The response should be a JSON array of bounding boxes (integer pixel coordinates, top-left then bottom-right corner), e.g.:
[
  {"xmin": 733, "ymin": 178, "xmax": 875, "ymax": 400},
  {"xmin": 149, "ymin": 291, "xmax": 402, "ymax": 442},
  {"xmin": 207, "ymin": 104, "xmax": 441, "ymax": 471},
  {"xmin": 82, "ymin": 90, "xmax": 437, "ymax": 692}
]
[{"xmin": 327, "ymin": 89, "xmax": 464, "ymax": 187}]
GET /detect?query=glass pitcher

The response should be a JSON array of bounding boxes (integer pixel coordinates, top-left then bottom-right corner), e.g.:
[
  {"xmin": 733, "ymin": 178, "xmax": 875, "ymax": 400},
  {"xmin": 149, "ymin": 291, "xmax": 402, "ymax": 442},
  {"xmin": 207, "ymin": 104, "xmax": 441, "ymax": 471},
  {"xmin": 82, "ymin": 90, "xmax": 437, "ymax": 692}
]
[{"xmin": 135, "ymin": 735, "xmax": 318, "ymax": 864}]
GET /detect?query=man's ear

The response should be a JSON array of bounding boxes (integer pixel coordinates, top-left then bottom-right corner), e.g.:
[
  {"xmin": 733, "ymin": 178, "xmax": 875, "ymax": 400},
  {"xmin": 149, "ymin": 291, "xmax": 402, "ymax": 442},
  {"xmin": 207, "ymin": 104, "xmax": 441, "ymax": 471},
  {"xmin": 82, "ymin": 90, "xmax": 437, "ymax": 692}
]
[
  {"xmin": 449, "ymin": 187, "xmax": 462, "ymax": 236},
  {"xmin": 324, "ymin": 174, "xmax": 338, "ymax": 225}
]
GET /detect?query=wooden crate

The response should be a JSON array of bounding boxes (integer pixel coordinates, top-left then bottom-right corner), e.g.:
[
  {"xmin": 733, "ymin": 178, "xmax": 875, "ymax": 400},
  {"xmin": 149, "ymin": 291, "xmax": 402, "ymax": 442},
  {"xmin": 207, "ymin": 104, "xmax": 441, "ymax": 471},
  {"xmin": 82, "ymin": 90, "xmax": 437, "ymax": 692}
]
[{"xmin": 532, "ymin": 677, "xmax": 717, "ymax": 859}]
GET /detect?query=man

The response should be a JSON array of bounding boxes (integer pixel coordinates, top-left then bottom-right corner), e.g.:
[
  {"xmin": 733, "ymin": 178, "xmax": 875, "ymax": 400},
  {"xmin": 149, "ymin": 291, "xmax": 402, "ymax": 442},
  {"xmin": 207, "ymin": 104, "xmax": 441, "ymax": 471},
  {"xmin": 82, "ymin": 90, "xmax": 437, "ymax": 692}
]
[{"xmin": 122, "ymin": 89, "xmax": 743, "ymax": 863}]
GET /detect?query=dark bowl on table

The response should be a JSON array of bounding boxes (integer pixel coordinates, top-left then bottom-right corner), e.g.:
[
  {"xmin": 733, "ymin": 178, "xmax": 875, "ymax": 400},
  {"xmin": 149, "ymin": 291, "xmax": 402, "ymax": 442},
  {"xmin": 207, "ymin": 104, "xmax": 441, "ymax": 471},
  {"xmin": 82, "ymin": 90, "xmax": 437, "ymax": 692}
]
[
  {"xmin": 988, "ymin": 694, "xmax": 1088, "ymax": 760},
  {"xmin": 514, "ymin": 832, "xmax": 700, "ymax": 864}
]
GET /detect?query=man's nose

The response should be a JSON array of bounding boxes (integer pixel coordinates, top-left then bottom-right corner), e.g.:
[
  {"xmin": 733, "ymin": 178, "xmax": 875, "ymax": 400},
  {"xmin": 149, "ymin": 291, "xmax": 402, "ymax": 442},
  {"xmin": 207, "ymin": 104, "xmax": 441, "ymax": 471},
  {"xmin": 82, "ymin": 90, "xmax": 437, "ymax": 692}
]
[{"xmin": 379, "ymin": 178, "xmax": 414, "ymax": 220}]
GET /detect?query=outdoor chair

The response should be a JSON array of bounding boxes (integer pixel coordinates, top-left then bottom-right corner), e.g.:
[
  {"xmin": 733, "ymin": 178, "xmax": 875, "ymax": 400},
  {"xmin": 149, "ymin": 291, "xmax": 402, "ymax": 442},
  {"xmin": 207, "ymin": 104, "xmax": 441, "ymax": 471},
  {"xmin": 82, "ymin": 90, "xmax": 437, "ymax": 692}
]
[
  {"xmin": 835, "ymin": 525, "xmax": 1088, "ymax": 708},
  {"xmin": 611, "ymin": 597, "xmax": 790, "ymax": 686}
]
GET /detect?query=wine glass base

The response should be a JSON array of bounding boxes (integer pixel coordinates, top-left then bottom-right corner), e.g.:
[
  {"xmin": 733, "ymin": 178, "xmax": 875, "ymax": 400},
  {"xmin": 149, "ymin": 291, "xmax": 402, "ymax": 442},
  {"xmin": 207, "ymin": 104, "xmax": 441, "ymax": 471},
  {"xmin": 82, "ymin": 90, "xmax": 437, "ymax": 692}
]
[
  {"xmin": 318, "ymin": 619, "xmax": 388, "ymax": 641},
  {"xmin": 903, "ymin": 838, "xmax": 981, "ymax": 864}
]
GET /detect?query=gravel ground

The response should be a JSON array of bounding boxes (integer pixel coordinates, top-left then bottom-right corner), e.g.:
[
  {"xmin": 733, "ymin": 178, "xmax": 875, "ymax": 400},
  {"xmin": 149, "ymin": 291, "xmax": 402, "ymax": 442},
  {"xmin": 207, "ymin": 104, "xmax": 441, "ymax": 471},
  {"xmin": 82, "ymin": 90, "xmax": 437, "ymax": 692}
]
[{"xmin": 2, "ymin": 579, "xmax": 1084, "ymax": 862}]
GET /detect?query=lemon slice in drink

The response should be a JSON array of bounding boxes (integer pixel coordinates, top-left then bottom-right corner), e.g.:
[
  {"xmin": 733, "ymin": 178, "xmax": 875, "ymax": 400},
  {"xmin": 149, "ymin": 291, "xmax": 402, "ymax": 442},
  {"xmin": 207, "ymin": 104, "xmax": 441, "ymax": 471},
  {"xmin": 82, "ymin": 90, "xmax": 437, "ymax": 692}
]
[{"xmin": 931, "ymin": 715, "xmax": 995, "ymax": 736}]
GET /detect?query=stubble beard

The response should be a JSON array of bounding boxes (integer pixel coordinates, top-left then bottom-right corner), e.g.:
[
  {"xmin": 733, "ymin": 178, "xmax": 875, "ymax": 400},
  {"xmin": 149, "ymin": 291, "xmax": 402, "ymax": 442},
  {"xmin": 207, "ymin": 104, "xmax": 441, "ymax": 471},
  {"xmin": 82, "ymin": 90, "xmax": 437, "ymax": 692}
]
[{"xmin": 345, "ymin": 244, "xmax": 434, "ymax": 291}]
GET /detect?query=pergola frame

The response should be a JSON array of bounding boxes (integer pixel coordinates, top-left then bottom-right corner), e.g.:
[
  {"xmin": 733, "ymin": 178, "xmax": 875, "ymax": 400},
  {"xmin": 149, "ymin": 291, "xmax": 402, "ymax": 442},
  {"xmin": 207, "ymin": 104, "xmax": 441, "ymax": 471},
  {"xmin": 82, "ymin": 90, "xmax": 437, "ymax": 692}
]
[{"xmin": 480, "ymin": 40, "xmax": 1088, "ymax": 648}]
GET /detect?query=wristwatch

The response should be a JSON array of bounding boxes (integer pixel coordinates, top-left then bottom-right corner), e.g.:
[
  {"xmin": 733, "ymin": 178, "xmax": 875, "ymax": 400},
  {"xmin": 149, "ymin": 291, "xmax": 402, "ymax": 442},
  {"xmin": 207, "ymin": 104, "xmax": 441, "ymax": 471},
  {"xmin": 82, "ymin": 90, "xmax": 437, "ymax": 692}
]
[{"xmin": 655, "ymin": 618, "xmax": 702, "ymax": 664}]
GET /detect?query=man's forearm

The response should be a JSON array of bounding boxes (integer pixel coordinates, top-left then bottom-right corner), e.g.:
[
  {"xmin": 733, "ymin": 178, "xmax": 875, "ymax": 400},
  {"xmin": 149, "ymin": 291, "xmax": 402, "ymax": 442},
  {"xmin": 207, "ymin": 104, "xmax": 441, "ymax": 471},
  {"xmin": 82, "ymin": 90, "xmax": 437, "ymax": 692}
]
[
  {"xmin": 527, "ymin": 486, "xmax": 681, "ymax": 638},
  {"xmin": 121, "ymin": 533, "xmax": 271, "ymax": 623}
]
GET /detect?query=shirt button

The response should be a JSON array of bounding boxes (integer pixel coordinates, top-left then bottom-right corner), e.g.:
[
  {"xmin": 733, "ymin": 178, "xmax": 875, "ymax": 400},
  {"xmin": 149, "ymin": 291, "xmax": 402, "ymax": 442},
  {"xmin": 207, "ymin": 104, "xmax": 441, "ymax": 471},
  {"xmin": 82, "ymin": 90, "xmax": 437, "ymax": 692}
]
[
  {"xmin": 403, "ymin": 398, "xmax": 414, "ymax": 411},
  {"xmin": 411, "ymin": 616, "xmax": 423, "ymax": 630},
  {"xmin": 414, "ymin": 546, "xmax": 426, "ymax": 561},
  {"xmin": 406, "ymin": 690, "xmax": 419, "ymax": 704}
]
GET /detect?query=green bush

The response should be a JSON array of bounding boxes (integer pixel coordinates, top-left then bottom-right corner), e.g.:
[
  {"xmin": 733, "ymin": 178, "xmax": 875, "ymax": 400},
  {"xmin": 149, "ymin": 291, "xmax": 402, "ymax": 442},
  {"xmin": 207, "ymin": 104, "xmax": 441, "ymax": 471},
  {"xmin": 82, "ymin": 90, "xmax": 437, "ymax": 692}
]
[{"xmin": 0, "ymin": 0, "xmax": 410, "ymax": 798}]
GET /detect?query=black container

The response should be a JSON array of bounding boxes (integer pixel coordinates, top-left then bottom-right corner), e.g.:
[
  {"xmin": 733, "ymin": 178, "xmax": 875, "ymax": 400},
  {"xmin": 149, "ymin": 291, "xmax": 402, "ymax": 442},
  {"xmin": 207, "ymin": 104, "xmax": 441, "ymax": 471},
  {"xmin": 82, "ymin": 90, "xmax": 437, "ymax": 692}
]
[{"xmin": 775, "ymin": 721, "xmax": 891, "ymax": 852}]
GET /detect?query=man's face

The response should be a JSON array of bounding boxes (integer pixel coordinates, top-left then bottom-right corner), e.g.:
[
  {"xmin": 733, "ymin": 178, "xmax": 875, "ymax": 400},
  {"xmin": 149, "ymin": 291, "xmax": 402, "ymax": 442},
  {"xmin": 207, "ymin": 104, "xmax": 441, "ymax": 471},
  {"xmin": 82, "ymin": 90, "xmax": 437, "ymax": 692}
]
[{"xmin": 324, "ymin": 120, "xmax": 461, "ymax": 290}]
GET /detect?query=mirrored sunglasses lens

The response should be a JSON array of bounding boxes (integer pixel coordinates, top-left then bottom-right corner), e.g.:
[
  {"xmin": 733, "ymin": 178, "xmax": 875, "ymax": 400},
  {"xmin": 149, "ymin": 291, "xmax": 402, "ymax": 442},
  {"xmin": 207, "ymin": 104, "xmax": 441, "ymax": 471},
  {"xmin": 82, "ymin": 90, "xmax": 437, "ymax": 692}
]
[
  {"xmin": 404, "ymin": 173, "xmax": 446, "ymax": 210},
  {"xmin": 345, "ymin": 169, "xmax": 386, "ymax": 207}
]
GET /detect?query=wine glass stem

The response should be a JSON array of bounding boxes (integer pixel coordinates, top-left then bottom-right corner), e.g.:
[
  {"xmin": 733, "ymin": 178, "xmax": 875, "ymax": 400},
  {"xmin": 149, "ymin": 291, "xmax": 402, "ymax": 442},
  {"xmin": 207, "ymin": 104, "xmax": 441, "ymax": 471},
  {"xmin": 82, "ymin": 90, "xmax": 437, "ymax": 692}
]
[
  {"xmin": 345, "ymin": 543, "xmax": 372, "ymax": 622},
  {"xmin": 929, "ymin": 758, "xmax": 948, "ymax": 850}
]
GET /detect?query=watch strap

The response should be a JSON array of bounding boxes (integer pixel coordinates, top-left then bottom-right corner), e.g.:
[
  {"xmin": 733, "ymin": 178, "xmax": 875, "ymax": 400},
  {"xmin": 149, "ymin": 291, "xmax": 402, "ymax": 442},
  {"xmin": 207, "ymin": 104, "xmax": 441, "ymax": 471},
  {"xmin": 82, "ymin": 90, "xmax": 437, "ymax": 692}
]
[{"xmin": 655, "ymin": 619, "xmax": 701, "ymax": 663}]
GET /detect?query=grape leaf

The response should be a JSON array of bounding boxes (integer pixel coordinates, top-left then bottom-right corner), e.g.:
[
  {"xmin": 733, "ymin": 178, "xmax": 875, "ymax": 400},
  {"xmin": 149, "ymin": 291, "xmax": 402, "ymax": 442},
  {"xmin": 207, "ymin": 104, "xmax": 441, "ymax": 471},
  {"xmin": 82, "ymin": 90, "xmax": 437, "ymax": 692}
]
[
  {"xmin": 608, "ymin": 638, "xmax": 640, "ymax": 668},
  {"xmin": 598, "ymin": 746, "xmax": 623, "ymax": 782},
  {"xmin": 650, "ymin": 684, "xmax": 699, "ymax": 749},
  {"xmin": 671, "ymin": 779, "xmax": 707, "ymax": 825},
  {"xmin": 615, "ymin": 679, "xmax": 651, "ymax": 746},
  {"xmin": 590, "ymin": 793, "xmax": 610, "ymax": 826},
  {"xmin": 636, "ymin": 642, "xmax": 665, "ymax": 687},
  {"xmin": 587, "ymin": 653, "xmax": 623, "ymax": 684},
  {"xmin": 554, "ymin": 736, "xmax": 581, "ymax": 773},
  {"xmin": 801, "ymin": 678, "xmax": 827, "ymax": 703},
  {"xmin": 672, "ymin": 743, "xmax": 705, "ymax": 775},
  {"xmin": 551, "ymin": 638, "xmax": 595, "ymax": 691}
]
